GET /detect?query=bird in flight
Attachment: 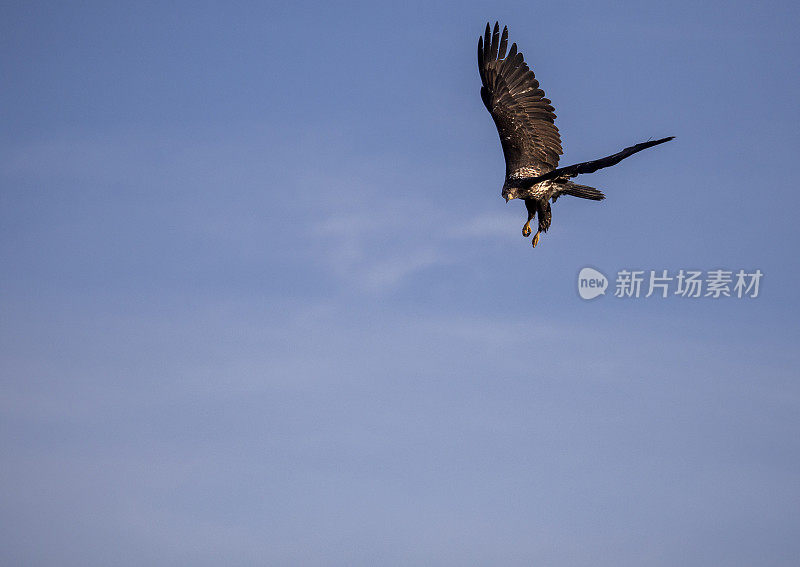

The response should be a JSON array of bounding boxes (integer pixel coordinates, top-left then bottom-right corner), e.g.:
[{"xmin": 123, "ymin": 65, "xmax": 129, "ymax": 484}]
[{"xmin": 478, "ymin": 22, "xmax": 673, "ymax": 247}]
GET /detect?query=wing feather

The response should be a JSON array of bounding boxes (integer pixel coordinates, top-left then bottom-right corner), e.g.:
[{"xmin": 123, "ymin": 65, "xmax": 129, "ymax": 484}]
[
  {"xmin": 489, "ymin": 22, "xmax": 499, "ymax": 61},
  {"xmin": 497, "ymin": 26, "xmax": 508, "ymax": 60},
  {"xmin": 478, "ymin": 22, "xmax": 562, "ymax": 176},
  {"xmin": 506, "ymin": 137, "xmax": 675, "ymax": 189}
]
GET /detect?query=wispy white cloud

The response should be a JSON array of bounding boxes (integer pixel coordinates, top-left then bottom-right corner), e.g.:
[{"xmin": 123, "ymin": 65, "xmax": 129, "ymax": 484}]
[
  {"xmin": 445, "ymin": 211, "xmax": 521, "ymax": 240},
  {"xmin": 310, "ymin": 205, "xmax": 520, "ymax": 292},
  {"xmin": 310, "ymin": 208, "xmax": 444, "ymax": 291},
  {"xmin": 360, "ymin": 248, "xmax": 442, "ymax": 290}
]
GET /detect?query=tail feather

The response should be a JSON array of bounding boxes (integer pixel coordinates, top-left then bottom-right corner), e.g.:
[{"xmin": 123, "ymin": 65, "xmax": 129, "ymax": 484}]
[{"xmin": 559, "ymin": 182, "xmax": 605, "ymax": 201}]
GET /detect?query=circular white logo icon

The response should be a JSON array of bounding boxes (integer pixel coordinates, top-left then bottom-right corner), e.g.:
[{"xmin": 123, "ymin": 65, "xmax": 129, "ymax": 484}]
[{"xmin": 578, "ymin": 267, "xmax": 608, "ymax": 300}]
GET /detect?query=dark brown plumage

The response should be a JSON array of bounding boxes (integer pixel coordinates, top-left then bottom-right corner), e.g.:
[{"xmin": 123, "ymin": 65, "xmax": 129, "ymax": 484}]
[
  {"xmin": 478, "ymin": 23, "xmax": 561, "ymax": 178},
  {"xmin": 478, "ymin": 22, "xmax": 674, "ymax": 248}
]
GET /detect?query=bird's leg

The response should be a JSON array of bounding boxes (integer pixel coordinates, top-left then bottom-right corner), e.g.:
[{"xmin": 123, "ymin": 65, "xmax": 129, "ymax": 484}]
[
  {"xmin": 522, "ymin": 201, "xmax": 535, "ymax": 237},
  {"xmin": 522, "ymin": 216, "xmax": 532, "ymax": 237},
  {"xmin": 531, "ymin": 200, "xmax": 549, "ymax": 248}
]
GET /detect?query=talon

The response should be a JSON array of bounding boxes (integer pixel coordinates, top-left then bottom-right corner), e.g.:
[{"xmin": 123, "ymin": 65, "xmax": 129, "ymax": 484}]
[
  {"xmin": 531, "ymin": 231, "xmax": 541, "ymax": 248},
  {"xmin": 522, "ymin": 222, "xmax": 531, "ymax": 237}
]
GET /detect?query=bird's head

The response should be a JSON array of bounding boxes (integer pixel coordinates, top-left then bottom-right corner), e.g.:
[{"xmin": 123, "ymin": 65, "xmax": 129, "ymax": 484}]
[{"xmin": 502, "ymin": 183, "xmax": 521, "ymax": 202}]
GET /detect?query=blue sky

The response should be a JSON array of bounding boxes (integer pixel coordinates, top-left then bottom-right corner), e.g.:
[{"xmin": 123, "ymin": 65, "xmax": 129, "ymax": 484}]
[{"xmin": 2, "ymin": 1, "xmax": 799, "ymax": 565}]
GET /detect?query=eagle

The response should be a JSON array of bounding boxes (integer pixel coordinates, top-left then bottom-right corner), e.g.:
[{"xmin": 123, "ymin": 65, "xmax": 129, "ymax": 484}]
[{"xmin": 478, "ymin": 22, "xmax": 674, "ymax": 247}]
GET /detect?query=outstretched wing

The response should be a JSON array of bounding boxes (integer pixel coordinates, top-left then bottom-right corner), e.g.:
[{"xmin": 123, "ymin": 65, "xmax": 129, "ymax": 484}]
[
  {"xmin": 506, "ymin": 136, "xmax": 675, "ymax": 188},
  {"xmin": 478, "ymin": 22, "xmax": 562, "ymax": 178}
]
